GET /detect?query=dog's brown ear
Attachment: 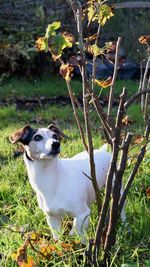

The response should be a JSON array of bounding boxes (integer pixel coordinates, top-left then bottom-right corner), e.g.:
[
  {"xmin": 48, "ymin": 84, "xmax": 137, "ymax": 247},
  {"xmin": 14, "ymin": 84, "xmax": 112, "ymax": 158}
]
[
  {"xmin": 48, "ymin": 124, "xmax": 69, "ymax": 140},
  {"xmin": 9, "ymin": 125, "xmax": 33, "ymax": 144}
]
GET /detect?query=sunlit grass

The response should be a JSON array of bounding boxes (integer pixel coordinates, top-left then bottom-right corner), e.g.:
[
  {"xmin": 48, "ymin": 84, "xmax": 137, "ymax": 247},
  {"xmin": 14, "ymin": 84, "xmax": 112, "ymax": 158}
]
[
  {"xmin": 0, "ymin": 77, "xmax": 82, "ymax": 98},
  {"xmin": 0, "ymin": 76, "xmax": 138, "ymax": 98}
]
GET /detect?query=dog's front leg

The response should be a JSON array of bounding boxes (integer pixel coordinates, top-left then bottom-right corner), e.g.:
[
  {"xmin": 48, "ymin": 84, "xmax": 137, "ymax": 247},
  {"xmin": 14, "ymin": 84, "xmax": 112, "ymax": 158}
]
[
  {"xmin": 69, "ymin": 208, "xmax": 90, "ymax": 238},
  {"xmin": 46, "ymin": 214, "xmax": 61, "ymax": 240}
]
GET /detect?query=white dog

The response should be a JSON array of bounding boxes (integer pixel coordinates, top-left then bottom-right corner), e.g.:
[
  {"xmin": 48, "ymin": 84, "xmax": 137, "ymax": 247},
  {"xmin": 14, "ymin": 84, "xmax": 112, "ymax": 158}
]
[{"xmin": 9, "ymin": 124, "xmax": 125, "ymax": 240}]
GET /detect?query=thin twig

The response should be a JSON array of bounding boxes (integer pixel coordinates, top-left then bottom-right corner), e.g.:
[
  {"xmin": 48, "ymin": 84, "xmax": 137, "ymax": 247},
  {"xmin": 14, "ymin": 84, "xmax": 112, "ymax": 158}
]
[
  {"xmin": 71, "ymin": 0, "xmax": 102, "ymax": 212},
  {"xmin": 72, "ymin": 92, "xmax": 83, "ymax": 113},
  {"xmin": 119, "ymin": 118, "xmax": 150, "ymax": 213},
  {"xmin": 144, "ymin": 74, "xmax": 150, "ymax": 122},
  {"xmin": 59, "ymin": 56, "xmax": 87, "ymax": 150},
  {"xmin": 91, "ymin": 21, "xmax": 101, "ymax": 90},
  {"xmin": 107, "ymin": 37, "xmax": 122, "ymax": 121},
  {"xmin": 82, "ymin": 171, "xmax": 92, "ymax": 181},
  {"xmin": 138, "ymin": 61, "xmax": 143, "ymax": 92},
  {"xmin": 88, "ymin": 90, "xmax": 114, "ymax": 145},
  {"xmin": 141, "ymin": 55, "xmax": 150, "ymax": 112},
  {"xmin": 66, "ymin": 80, "xmax": 88, "ymax": 151},
  {"xmin": 124, "ymin": 89, "xmax": 150, "ymax": 109},
  {"xmin": 28, "ymin": 239, "xmax": 48, "ymax": 259}
]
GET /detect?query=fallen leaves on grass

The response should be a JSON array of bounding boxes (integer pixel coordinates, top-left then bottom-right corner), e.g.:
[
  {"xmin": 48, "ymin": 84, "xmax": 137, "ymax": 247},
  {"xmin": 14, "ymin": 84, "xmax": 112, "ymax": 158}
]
[
  {"xmin": 11, "ymin": 231, "xmax": 82, "ymax": 266},
  {"xmin": 11, "ymin": 245, "xmax": 36, "ymax": 267}
]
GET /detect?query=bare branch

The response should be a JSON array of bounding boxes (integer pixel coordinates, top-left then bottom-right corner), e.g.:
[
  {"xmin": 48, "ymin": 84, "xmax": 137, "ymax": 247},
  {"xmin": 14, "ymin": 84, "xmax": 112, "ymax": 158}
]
[
  {"xmin": 91, "ymin": 22, "xmax": 101, "ymax": 90},
  {"xmin": 72, "ymin": 92, "xmax": 83, "ymax": 113},
  {"xmin": 66, "ymin": 80, "xmax": 88, "ymax": 152},
  {"xmin": 104, "ymin": 133, "xmax": 132, "ymax": 258},
  {"xmin": 89, "ymin": 91, "xmax": 114, "ymax": 145},
  {"xmin": 138, "ymin": 61, "xmax": 143, "ymax": 92},
  {"xmin": 119, "ymin": 118, "xmax": 150, "ymax": 213},
  {"xmin": 93, "ymin": 137, "xmax": 119, "ymax": 264},
  {"xmin": 144, "ymin": 74, "xmax": 150, "ymax": 121},
  {"xmin": 82, "ymin": 171, "xmax": 92, "ymax": 181},
  {"xmin": 115, "ymin": 88, "xmax": 127, "ymax": 127},
  {"xmin": 141, "ymin": 55, "xmax": 150, "ymax": 112},
  {"xmin": 93, "ymin": 88, "xmax": 127, "ymax": 263},
  {"xmin": 124, "ymin": 89, "xmax": 150, "ymax": 109},
  {"xmin": 107, "ymin": 37, "xmax": 122, "ymax": 121},
  {"xmin": 70, "ymin": 0, "xmax": 101, "ymax": 212}
]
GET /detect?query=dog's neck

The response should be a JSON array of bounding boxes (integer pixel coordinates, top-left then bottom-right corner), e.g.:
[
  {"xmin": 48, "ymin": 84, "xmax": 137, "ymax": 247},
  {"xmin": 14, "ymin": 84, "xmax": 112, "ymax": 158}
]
[
  {"xmin": 24, "ymin": 151, "xmax": 60, "ymax": 171},
  {"xmin": 25, "ymin": 151, "xmax": 34, "ymax": 161}
]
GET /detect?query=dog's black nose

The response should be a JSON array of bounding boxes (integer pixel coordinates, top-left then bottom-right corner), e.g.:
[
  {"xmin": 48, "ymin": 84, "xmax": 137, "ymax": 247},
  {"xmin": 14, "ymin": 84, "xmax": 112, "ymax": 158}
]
[{"xmin": 52, "ymin": 141, "xmax": 60, "ymax": 150}]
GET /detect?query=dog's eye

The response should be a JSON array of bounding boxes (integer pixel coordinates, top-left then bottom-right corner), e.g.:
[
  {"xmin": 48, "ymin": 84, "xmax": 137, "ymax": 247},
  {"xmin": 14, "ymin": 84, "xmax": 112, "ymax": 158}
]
[
  {"xmin": 52, "ymin": 134, "xmax": 58, "ymax": 140},
  {"xmin": 33, "ymin": 134, "xmax": 43, "ymax": 142}
]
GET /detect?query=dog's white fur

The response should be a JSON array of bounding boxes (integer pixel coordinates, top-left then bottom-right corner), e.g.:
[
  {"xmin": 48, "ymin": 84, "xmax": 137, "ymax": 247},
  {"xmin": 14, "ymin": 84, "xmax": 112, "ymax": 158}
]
[{"xmin": 10, "ymin": 125, "xmax": 125, "ymax": 240}]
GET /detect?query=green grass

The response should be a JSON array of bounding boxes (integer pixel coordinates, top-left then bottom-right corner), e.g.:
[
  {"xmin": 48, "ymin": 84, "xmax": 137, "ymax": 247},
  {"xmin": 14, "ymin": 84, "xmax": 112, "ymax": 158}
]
[
  {"xmin": 0, "ymin": 76, "xmax": 138, "ymax": 99},
  {"xmin": 0, "ymin": 77, "xmax": 150, "ymax": 266},
  {"xmin": 0, "ymin": 77, "xmax": 82, "ymax": 98}
]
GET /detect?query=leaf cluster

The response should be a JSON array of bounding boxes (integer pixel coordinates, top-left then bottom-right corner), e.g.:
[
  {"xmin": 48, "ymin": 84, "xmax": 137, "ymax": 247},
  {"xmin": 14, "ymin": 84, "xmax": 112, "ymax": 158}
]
[
  {"xmin": 35, "ymin": 22, "xmax": 74, "ymax": 61},
  {"xmin": 86, "ymin": 1, "xmax": 114, "ymax": 26},
  {"xmin": 35, "ymin": 1, "xmax": 116, "ymax": 83}
]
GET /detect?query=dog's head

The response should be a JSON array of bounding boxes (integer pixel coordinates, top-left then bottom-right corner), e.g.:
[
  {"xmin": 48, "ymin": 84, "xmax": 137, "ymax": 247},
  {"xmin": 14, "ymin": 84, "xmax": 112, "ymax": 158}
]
[{"xmin": 9, "ymin": 124, "xmax": 68, "ymax": 160}]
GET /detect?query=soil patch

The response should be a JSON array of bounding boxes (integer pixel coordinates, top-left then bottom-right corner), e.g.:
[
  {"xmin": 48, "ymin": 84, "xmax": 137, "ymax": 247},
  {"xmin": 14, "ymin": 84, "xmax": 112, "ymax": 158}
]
[{"xmin": 0, "ymin": 95, "xmax": 119, "ymax": 111}]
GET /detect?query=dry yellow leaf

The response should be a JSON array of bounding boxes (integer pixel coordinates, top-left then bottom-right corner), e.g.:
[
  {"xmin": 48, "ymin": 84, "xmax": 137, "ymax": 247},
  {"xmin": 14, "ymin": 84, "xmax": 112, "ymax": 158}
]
[{"xmin": 94, "ymin": 76, "xmax": 112, "ymax": 88}]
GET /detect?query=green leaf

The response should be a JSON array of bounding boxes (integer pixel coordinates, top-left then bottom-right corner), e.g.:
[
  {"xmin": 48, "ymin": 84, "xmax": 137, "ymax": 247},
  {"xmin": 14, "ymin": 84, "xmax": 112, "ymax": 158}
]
[
  {"xmin": 99, "ymin": 4, "xmax": 114, "ymax": 26},
  {"xmin": 45, "ymin": 21, "xmax": 61, "ymax": 38},
  {"xmin": 49, "ymin": 35, "xmax": 73, "ymax": 61}
]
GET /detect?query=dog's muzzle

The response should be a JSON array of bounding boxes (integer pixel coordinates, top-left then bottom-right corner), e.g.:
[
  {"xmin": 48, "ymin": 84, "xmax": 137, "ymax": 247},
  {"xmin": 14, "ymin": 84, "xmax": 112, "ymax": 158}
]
[
  {"xmin": 50, "ymin": 141, "xmax": 60, "ymax": 155},
  {"xmin": 40, "ymin": 141, "xmax": 61, "ymax": 159}
]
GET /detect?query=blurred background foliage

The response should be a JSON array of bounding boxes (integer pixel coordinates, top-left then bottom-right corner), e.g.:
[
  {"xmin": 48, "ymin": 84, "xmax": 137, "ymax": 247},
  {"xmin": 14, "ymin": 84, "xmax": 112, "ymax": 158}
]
[{"xmin": 0, "ymin": 0, "xmax": 149, "ymax": 79}]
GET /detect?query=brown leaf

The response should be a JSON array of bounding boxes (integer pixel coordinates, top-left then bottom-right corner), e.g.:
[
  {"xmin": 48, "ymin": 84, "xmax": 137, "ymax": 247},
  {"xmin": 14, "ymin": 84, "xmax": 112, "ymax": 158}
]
[
  {"xmin": 133, "ymin": 135, "xmax": 144, "ymax": 145},
  {"xmin": 60, "ymin": 64, "xmax": 74, "ymax": 81},
  {"xmin": 139, "ymin": 35, "xmax": 150, "ymax": 45},
  {"xmin": 105, "ymin": 41, "xmax": 116, "ymax": 53},
  {"xmin": 35, "ymin": 37, "xmax": 48, "ymax": 51},
  {"xmin": 61, "ymin": 31, "xmax": 75, "ymax": 44},
  {"xmin": 18, "ymin": 256, "xmax": 36, "ymax": 267},
  {"xmin": 146, "ymin": 187, "xmax": 150, "ymax": 199},
  {"xmin": 61, "ymin": 242, "xmax": 73, "ymax": 251},
  {"xmin": 12, "ymin": 245, "xmax": 36, "ymax": 267},
  {"xmin": 84, "ymin": 33, "xmax": 97, "ymax": 42}
]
